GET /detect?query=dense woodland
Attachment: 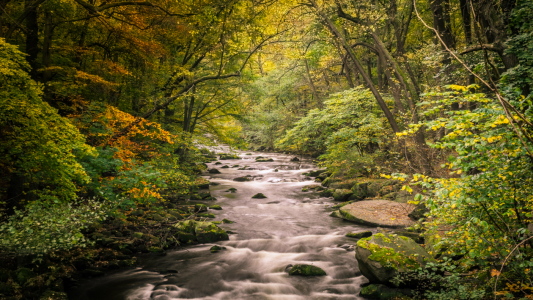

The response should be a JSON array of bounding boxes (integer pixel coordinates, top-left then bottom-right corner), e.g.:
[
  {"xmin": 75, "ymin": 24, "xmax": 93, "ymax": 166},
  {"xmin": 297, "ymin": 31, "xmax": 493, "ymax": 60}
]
[{"xmin": 0, "ymin": 0, "xmax": 532, "ymax": 298}]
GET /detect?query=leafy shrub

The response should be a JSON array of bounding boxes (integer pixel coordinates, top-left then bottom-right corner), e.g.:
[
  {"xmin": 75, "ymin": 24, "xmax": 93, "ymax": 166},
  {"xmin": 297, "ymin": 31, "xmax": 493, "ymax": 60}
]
[{"xmin": 0, "ymin": 199, "xmax": 110, "ymax": 255}]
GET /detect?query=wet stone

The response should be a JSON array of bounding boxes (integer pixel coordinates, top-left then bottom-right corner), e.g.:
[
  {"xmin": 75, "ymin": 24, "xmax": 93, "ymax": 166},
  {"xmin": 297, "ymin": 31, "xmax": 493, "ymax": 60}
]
[
  {"xmin": 346, "ymin": 231, "xmax": 373, "ymax": 239},
  {"xmin": 288, "ymin": 264, "xmax": 326, "ymax": 276},
  {"xmin": 251, "ymin": 193, "xmax": 267, "ymax": 199}
]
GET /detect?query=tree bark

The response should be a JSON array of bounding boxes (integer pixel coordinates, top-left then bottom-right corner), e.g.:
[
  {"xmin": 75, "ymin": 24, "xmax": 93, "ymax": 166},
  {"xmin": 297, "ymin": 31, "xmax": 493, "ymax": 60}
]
[
  {"xmin": 309, "ymin": 0, "xmax": 400, "ymax": 133},
  {"xmin": 42, "ymin": 11, "xmax": 54, "ymax": 83},
  {"xmin": 304, "ymin": 58, "xmax": 321, "ymax": 107},
  {"xmin": 25, "ymin": 0, "xmax": 39, "ymax": 79}
]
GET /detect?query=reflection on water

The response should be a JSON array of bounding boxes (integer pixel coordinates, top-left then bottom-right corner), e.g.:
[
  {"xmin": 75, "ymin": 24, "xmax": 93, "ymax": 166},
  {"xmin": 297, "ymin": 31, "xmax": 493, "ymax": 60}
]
[{"xmin": 70, "ymin": 149, "xmax": 371, "ymax": 299}]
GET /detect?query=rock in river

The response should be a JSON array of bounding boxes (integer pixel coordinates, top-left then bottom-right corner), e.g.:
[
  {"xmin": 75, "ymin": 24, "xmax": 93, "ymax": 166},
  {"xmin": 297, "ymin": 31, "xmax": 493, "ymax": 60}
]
[
  {"xmin": 208, "ymin": 168, "xmax": 221, "ymax": 174},
  {"xmin": 174, "ymin": 220, "xmax": 229, "ymax": 244},
  {"xmin": 252, "ymin": 193, "xmax": 267, "ymax": 199},
  {"xmin": 233, "ymin": 176, "xmax": 253, "ymax": 182},
  {"xmin": 288, "ymin": 264, "xmax": 326, "ymax": 276},
  {"xmin": 339, "ymin": 200, "xmax": 415, "ymax": 228},
  {"xmin": 355, "ymin": 233, "xmax": 434, "ymax": 285}
]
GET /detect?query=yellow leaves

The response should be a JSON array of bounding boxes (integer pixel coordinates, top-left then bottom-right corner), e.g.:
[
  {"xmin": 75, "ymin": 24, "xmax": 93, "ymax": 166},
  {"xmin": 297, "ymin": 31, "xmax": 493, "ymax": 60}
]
[
  {"xmin": 448, "ymin": 85, "xmax": 468, "ymax": 91},
  {"xmin": 75, "ymin": 70, "xmax": 118, "ymax": 88}
]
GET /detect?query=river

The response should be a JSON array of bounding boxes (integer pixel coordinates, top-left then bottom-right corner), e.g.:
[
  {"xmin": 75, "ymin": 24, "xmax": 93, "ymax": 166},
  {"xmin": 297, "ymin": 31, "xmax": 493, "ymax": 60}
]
[{"xmin": 71, "ymin": 150, "xmax": 372, "ymax": 299}]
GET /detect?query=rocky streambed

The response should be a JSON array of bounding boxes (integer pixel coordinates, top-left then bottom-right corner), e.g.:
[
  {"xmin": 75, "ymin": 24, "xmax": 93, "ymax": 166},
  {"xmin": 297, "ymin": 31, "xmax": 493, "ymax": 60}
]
[{"xmin": 69, "ymin": 149, "xmax": 427, "ymax": 300}]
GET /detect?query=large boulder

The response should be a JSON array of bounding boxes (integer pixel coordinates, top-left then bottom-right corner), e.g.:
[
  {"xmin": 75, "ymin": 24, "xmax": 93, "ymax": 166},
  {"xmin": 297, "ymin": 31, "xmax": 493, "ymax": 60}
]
[
  {"xmin": 333, "ymin": 189, "xmax": 353, "ymax": 201},
  {"xmin": 194, "ymin": 221, "xmax": 229, "ymax": 243},
  {"xmin": 308, "ymin": 169, "xmax": 327, "ymax": 177},
  {"xmin": 340, "ymin": 200, "xmax": 415, "ymax": 228},
  {"xmin": 173, "ymin": 220, "xmax": 229, "ymax": 244},
  {"xmin": 219, "ymin": 153, "xmax": 240, "ymax": 160},
  {"xmin": 355, "ymin": 233, "xmax": 434, "ymax": 285},
  {"xmin": 316, "ymin": 172, "xmax": 331, "ymax": 181},
  {"xmin": 351, "ymin": 182, "xmax": 368, "ymax": 200}
]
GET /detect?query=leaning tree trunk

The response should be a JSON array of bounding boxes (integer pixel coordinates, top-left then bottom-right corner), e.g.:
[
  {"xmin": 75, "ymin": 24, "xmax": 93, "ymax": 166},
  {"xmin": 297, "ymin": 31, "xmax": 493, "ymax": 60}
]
[{"xmin": 309, "ymin": 0, "xmax": 400, "ymax": 133}]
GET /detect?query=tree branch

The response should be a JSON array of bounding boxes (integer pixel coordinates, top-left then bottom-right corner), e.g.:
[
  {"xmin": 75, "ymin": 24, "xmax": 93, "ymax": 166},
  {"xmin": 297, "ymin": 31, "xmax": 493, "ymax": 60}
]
[{"xmin": 459, "ymin": 44, "xmax": 503, "ymax": 55}]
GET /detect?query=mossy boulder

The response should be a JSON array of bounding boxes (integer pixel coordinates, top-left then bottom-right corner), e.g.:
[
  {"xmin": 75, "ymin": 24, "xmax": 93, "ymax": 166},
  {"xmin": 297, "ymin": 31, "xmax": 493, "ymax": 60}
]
[
  {"xmin": 346, "ymin": 231, "xmax": 372, "ymax": 239},
  {"xmin": 199, "ymin": 192, "xmax": 212, "ymax": 199},
  {"xmin": 321, "ymin": 177, "xmax": 331, "ymax": 187},
  {"xmin": 227, "ymin": 187, "xmax": 237, "ymax": 193},
  {"xmin": 394, "ymin": 230, "xmax": 424, "ymax": 244},
  {"xmin": 333, "ymin": 189, "xmax": 353, "ymax": 201},
  {"xmin": 316, "ymin": 172, "xmax": 331, "ymax": 181},
  {"xmin": 222, "ymin": 218, "xmax": 234, "ymax": 224},
  {"xmin": 190, "ymin": 194, "xmax": 202, "ymax": 200},
  {"xmin": 173, "ymin": 220, "xmax": 228, "ymax": 243},
  {"xmin": 198, "ymin": 213, "xmax": 216, "ymax": 218},
  {"xmin": 175, "ymin": 231, "xmax": 196, "ymax": 244},
  {"xmin": 256, "ymin": 158, "xmax": 274, "ymax": 162},
  {"xmin": 308, "ymin": 169, "xmax": 327, "ymax": 177},
  {"xmin": 210, "ymin": 245, "xmax": 225, "ymax": 253},
  {"xmin": 174, "ymin": 220, "xmax": 196, "ymax": 234},
  {"xmin": 194, "ymin": 204, "xmax": 208, "ymax": 212},
  {"xmin": 367, "ymin": 182, "xmax": 382, "ymax": 197},
  {"xmin": 329, "ymin": 211, "xmax": 342, "ymax": 218},
  {"xmin": 149, "ymin": 246, "xmax": 164, "ymax": 253},
  {"xmin": 209, "ymin": 205, "xmax": 222, "ymax": 210},
  {"xmin": 251, "ymin": 193, "xmax": 267, "ymax": 199},
  {"xmin": 233, "ymin": 176, "xmax": 253, "ymax": 182},
  {"xmin": 219, "ymin": 153, "xmax": 240, "ymax": 160},
  {"xmin": 351, "ymin": 182, "xmax": 369, "ymax": 200},
  {"xmin": 198, "ymin": 182, "xmax": 210, "ymax": 189},
  {"xmin": 208, "ymin": 168, "xmax": 221, "ymax": 174},
  {"xmin": 290, "ymin": 157, "xmax": 300, "ymax": 161},
  {"xmin": 355, "ymin": 233, "xmax": 434, "ymax": 285},
  {"xmin": 194, "ymin": 221, "xmax": 229, "ymax": 243},
  {"xmin": 221, "ymin": 165, "xmax": 230, "ymax": 168},
  {"xmin": 288, "ymin": 264, "xmax": 326, "ymax": 276},
  {"xmin": 360, "ymin": 284, "xmax": 413, "ymax": 300},
  {"xmin": 214, "ymin": 162, "xmax": 222, "ymax": 165},
  {"xmin": 319, "ymin": 189, "xmax": 334, "ymax": 197}
]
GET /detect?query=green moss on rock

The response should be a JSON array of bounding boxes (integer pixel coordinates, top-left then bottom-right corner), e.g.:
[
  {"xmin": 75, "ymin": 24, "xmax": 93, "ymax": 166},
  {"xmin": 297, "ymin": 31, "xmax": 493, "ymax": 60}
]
[
  {"xmin": 346, "ymin": 231, "xmax": 372, "ymax": 239},
  {"xmin": 288, "ymin": 264, "xmax": 326, "ymax": 276}
]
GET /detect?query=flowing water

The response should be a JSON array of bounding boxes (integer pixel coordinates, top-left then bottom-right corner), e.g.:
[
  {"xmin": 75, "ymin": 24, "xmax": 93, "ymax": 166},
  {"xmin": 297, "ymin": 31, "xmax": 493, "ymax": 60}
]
[{"xmin": 71, "ymin": 150, "xmax": 372, "ymax": 299}]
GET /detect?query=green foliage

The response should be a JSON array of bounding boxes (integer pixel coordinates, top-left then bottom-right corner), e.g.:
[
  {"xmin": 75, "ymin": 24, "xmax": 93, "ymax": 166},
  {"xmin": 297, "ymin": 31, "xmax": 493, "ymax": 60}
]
[
  {"xmin": 0, "ymin": 199, "xmax": 110, "ymax": 255},
  {"xmin": 500, "ymin": 0, "xmax": 533, "ymax": 107},
  {"xmin": 277, "ymin": 86, "xmax": 391, "ymax": 175},
  {"xmin": 398, "ymin": 85, "xmax": 533, "ymax": 296},
  {"xmin": 0, "ymin": 38, "xmax": 92, "ymax": 204},
  {"xmin": 392, "ymin": 261, "xmax": 487, "ymax": 299}
]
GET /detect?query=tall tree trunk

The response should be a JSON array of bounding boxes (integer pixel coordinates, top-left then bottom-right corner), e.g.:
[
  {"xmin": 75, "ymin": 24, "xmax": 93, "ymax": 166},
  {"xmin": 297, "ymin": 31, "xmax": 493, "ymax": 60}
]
[
  {"xmin": 309, "ymin": 0, "xmax": 400, "ymax": 132},
  {"xmin": 25, "ymin": 0, "xmax": 39, "ymax": 79},
  {"xmin": 42, "ymin": 11, "xmax": 53, "ymax": 83},
  {"xmin": 304, "ymin": 58, "xmax": 321, "ymax": 107},
  {"xmin": 431, "ymin": 0, "xmax": 455, "ymax": 50}
]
